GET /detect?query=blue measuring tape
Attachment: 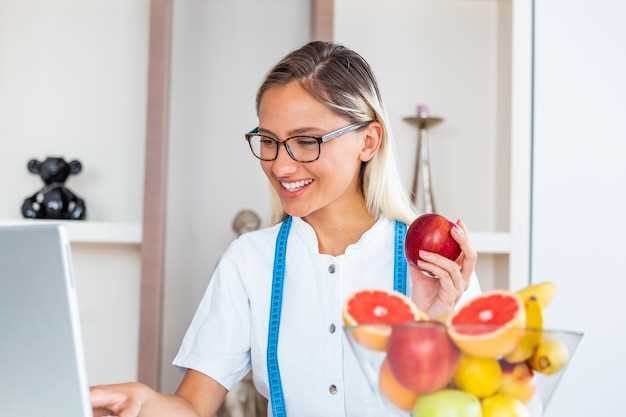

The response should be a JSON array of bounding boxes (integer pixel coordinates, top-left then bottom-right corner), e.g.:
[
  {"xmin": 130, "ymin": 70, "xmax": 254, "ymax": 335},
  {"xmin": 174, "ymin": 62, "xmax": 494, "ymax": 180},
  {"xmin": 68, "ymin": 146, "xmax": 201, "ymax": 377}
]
[
  {"xmin": 394, "ymin": 220, "xmax": 408, "ymax": 296},
  {"xmin": 266, "ymin": 216, "xmax": 408, "ymax": 417}
]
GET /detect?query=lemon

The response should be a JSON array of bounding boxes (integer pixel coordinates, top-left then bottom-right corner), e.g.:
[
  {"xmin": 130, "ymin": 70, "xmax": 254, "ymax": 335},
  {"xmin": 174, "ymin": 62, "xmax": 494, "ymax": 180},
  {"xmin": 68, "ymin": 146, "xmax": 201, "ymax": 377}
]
[
  {"xmin": 453, "ymin": 355, "xmax": 502, "ymax": 398},
  {"xmin": 482, "ymin": 394, "xmax": 529, "ymax": 417}
]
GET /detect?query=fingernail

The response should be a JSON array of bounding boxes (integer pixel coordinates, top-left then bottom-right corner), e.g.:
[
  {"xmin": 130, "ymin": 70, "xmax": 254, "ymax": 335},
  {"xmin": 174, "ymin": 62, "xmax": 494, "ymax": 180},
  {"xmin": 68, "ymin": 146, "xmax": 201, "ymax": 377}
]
[{"xmin": 419, "ymin": 250, "xmax": 430, "ymax": 259}]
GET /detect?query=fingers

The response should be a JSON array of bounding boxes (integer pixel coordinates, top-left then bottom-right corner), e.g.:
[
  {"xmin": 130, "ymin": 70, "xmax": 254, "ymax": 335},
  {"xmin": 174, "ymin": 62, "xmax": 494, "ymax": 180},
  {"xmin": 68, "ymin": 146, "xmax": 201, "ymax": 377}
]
[
  {"xmin": 90, "ymin": 386, "xmax": 135, "ymax": 417},
  {"xmin": 93, "ymin": 408, "xmax": 112, "ymax": 417},
  {"xmin": 92, "ymin": 398, "xmax": 141, "ymax": 417},
  {"xmin": 419, "ymin": 250, "xmax": 466, "ymax": 292},
  {"xmin": 417, "ymin": 259, "xmax": 457, "ymax": 303},
  {"xmin": 119, "ymin": 400, "xmax": 142, "ymax": 417},
  {"xmin": 90, "ymin": 387, "xmax": 127, "ymax": 409},
  {"xmin": 451, "ymin": 219, "xmax": 477, "ymax": 282}
]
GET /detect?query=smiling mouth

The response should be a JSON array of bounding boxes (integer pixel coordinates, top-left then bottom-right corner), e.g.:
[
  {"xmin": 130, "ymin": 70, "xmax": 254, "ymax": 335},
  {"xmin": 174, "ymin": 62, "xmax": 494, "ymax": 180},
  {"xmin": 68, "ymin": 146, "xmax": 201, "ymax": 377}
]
[{"xmin": 280, "ymin": 179, "xmax": 314, "ymax": 192}]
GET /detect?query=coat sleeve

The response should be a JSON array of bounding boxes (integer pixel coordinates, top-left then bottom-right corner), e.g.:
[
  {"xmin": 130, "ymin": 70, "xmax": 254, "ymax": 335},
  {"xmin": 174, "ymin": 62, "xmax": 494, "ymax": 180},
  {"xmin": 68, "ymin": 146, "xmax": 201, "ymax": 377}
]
[{"xmin": 172, "ymin": 239, "xmax": 251, "ymax": 390}]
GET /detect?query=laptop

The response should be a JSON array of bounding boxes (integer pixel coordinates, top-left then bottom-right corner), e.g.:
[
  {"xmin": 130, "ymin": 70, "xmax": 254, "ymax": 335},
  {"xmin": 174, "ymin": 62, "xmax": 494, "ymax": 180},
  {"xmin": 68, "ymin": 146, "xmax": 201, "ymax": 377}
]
[{"xmin": 0, "ymin": 224, "xmax": 92, "ymax": 417}]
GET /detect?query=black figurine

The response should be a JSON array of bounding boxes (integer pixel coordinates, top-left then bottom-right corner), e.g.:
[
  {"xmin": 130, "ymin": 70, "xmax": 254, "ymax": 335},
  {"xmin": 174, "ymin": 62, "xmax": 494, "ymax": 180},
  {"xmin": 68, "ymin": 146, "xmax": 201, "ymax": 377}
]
[{"xmin": 21, "ymin": 157, "xmax": 87, "ymax": 220}]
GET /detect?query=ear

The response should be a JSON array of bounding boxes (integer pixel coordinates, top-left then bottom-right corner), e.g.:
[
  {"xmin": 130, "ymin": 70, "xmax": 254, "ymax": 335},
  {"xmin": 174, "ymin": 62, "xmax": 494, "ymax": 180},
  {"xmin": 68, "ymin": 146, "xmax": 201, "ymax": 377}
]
[
  {"xmin": 358, "ymin": 121, "xmax": 383, "ymax": 162},
  {"xmin": 27, "ymin": 159, "xmax": 41, "ymax": 174},
  {"xmin": 69, "ymin": 160, "xmax": 82, "ymax": 175}
]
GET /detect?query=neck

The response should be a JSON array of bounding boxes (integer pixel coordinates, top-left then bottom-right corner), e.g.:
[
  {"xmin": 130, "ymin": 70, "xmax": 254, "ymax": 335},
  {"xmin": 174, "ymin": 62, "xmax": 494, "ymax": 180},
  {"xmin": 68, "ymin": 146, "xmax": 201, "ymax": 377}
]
[{"xmin": 304, "ymin": 189, "xmax": 376, "ymax": 256}]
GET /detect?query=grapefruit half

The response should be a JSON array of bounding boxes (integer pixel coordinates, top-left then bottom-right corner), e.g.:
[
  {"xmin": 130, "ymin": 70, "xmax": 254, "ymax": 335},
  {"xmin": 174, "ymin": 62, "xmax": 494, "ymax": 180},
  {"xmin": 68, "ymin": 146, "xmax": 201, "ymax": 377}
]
[
  {"xmin": 343, "ymin": 289, "xmax": 426, "ymax": 351},
  {"xmin": 448, "ymin": 291, "xmax": 525, "ymax": 359}
]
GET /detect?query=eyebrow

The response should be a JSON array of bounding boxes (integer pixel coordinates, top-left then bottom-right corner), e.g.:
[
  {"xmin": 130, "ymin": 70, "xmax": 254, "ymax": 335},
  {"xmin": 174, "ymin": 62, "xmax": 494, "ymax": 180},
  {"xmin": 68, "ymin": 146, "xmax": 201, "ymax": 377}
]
[{"xmin": 258, "ymin": 126, "xmax": 325, "ymax": 137}]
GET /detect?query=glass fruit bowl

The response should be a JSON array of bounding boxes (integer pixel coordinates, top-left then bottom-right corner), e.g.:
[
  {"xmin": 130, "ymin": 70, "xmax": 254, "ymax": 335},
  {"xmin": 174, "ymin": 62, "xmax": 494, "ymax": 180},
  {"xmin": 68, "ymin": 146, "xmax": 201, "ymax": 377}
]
[{"xmin": 344, "ymin": 322, "xmax": 582, "ymax": 417}]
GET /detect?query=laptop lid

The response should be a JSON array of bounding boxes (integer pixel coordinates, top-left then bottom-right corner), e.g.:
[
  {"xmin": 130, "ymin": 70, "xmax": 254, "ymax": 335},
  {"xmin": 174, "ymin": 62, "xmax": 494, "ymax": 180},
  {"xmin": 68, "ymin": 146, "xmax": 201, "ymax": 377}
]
[{"xmin": 0, "ymin": 224, "xmax": 92, "ymax": 417}]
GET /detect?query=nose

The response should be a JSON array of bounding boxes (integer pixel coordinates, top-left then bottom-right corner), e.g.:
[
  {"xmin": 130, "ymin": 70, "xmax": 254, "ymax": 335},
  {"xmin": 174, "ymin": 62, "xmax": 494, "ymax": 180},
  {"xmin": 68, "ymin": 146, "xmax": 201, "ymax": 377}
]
[{"xmin": 271, "ymin": 143, "xmax": 298, "ymax": 177}]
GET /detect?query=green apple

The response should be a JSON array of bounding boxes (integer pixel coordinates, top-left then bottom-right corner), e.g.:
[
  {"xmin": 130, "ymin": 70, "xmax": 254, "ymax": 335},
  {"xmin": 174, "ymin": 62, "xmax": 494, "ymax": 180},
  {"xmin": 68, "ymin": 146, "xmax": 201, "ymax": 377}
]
[{"xmin": 413, "ymin": 389, "xmax": 482, "ymax": 417}]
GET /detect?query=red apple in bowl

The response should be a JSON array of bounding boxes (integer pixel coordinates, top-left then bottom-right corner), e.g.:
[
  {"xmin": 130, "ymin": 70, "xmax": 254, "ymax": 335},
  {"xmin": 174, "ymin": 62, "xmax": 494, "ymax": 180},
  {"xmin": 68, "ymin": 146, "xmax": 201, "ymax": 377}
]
[
  {"xmin": 405, "ymin": 213, "xmax": 462, "ymax": 268},
  {"xmin": 387, "ymin": 321, "xmax": 460, "ymax": 395}
]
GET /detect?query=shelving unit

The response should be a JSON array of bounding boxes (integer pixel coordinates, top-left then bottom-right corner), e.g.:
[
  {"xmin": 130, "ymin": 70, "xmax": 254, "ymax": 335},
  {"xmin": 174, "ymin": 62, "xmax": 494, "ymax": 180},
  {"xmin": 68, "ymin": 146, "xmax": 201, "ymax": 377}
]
[
  {"xmin": 472, "ymin": 231, "xmax": 511, "ymax": 255},
  {"xmin": 0, "ymin": 219, "xmax": 142, "ymax": 245}
]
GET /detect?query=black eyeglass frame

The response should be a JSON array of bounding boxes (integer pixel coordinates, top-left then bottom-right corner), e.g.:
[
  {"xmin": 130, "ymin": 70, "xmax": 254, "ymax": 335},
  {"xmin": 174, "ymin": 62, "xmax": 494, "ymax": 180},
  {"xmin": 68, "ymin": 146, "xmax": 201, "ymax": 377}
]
[{"xmin": 244, "ymin": 120, "xmax": 372, "ymax": 162}]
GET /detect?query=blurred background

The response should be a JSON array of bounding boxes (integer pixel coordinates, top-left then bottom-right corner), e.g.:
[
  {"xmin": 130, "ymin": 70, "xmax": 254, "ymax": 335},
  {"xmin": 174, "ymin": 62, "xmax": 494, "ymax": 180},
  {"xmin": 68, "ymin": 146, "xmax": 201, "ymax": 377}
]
[{"xmin": 0, "ymin": 1, "xmax": 624, "ymax": 416}]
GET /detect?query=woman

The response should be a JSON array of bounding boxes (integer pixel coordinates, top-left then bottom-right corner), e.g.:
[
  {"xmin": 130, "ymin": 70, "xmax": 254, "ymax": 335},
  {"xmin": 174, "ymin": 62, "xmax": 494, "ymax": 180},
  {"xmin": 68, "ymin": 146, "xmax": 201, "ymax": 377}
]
[{"xmin": 91, "ymin": 41, "xmax": 480, "ymax": 417}]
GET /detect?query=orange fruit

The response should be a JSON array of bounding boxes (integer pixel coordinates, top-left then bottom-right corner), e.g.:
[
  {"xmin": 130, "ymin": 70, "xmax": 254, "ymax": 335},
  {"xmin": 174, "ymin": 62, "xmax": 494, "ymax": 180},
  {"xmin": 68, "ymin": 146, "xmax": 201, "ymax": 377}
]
[
  {"xmin": 448, "ymin": 291, "xmax": 526, "ymax": 359},
  {"xmin": 343, "ymin": 289, "xmax": 426, "ymax": 351},
  {"xmin": 379, "ymin": 358, "xmax": 418, "ymax": 411}
]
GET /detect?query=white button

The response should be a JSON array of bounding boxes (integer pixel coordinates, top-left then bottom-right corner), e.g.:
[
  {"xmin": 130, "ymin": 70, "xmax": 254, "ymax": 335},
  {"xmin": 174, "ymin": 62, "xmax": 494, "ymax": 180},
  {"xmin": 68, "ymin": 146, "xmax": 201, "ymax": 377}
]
[
  {"xmin": 328, "ymin": 264, "xmax": 336, "ymax": 274},
  {"xmin": 329, "ymin": 384, "xmax": 337, "ymax": 395}
]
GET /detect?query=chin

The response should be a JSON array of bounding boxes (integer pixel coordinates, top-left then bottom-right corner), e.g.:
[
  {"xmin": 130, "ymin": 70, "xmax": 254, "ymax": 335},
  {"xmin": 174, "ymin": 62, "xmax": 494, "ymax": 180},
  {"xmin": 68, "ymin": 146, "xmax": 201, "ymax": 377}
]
[
  {"xmin": 278, "ymin": 197, "xmax": 320, "ymax": 219},
  {"xmin": 283, "ymin": 205, "xmax": 315, "ymax": 219}
]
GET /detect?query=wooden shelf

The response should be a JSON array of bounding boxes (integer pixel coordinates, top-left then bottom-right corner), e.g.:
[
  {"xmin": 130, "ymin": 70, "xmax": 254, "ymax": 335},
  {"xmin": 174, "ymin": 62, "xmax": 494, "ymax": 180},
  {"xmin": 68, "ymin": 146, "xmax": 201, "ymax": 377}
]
[
  {"xmin": 472, "ymin": 231, "xmax": 511, "ymax": 254},
  {"xmin": 0, "ymin": 219, "xmax": 142, "ymax": 245},
  {"xmin": 0, "ymin": 218, "xmax": 507, "ymax": 253}
]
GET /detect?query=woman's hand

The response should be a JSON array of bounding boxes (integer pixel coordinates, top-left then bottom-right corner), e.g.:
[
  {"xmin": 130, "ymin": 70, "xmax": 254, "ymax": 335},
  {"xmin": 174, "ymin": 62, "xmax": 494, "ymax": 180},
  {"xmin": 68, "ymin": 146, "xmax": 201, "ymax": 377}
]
[
  {"xmin": 409, "ymin": 219, "xmax": 477, "ymax": 320},
  {"xmin": 90, "ymin": 370, "xmax": 224, "ymax": 417},
  {"xmin": 90, "ymin": 383, "xmax": 151, "ymax": 417}
]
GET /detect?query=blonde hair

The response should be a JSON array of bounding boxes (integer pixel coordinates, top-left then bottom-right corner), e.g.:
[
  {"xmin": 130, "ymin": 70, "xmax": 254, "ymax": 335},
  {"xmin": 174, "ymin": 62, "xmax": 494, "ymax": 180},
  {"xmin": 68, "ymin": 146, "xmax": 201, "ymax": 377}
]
[{"xmin": 257, "ymin": 41, "xmax": 416, "ymax": 225}]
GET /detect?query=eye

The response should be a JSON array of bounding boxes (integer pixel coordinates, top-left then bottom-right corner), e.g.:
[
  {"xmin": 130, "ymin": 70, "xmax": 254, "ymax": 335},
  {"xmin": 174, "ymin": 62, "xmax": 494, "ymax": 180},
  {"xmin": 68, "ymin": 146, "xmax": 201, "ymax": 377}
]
[
  {"xmin": 260, "ymin": 137, "xmax": 275, "ymax": 146},
  {"xmin": 295, "ymin": 137, "xmax": 318, "ymax": 146}
]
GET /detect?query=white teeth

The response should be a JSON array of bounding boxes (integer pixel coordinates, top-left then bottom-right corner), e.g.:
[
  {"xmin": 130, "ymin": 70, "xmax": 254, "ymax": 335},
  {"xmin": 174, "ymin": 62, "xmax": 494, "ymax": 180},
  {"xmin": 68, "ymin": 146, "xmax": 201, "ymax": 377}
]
[{"xmin": 280, "ymin": 179, "xmax": 313, "ymax": 191}]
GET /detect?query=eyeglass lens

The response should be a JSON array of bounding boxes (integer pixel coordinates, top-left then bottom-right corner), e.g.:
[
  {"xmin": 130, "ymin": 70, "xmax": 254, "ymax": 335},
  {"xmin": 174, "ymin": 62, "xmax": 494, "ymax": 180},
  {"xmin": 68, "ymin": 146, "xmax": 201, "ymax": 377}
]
[{"xmin": 248, "ymin": 135, "xmax": 320, "ymax": 162}]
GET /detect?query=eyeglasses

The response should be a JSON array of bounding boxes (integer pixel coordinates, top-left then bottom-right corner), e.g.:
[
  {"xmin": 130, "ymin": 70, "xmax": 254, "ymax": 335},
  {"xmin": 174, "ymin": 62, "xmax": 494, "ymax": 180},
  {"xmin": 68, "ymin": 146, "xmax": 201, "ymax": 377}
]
[{"xmin": 244, "ymin": 121, "xmax": 372, "ymax": 162}]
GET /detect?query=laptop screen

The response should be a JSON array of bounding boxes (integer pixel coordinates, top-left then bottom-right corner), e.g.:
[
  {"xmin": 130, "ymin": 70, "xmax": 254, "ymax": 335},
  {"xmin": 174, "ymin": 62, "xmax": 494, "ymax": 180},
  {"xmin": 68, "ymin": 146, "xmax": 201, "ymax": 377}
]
[{"xmin": 0, "ymin": 225, "xmax": 92, "ymax": 417}]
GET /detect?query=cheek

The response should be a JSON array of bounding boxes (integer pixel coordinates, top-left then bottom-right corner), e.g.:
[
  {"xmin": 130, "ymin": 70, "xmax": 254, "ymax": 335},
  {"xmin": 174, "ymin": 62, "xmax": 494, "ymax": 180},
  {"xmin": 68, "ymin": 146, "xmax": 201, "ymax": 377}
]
[
  {"xmin": 321, "ymin": 143, "xmax": 361, "ymax": 179},
  {"xmin": 260, "ymin": 161, "xmax": 273, "ymax": 177},
  {"xmin": 313, "ymin": 155, "xmax": 359, "ymax": 192}
]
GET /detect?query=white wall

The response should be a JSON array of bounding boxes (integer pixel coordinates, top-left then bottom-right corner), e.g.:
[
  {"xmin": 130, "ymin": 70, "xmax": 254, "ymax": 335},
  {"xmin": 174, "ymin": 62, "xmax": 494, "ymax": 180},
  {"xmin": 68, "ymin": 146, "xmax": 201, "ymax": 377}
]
[
  {"xmin": 161, "ymin": 0, "xmax": 311, "ymax": 392},
  {"xmin": 72, "ymin": 243, "xmax": 141, "ymax": 384},
  {"xmin": 0, "ymin": 0, "xmax": 149, "ymax": 384},
  {"xmin": 334, "ymin": 0, "xmax": 512, "ymax": 290},
  {"xmin": 0, "ymin": 0, "xmax": 148, "ymax": 222},
  {"xmin": 532, "ymin": 1, "xmax": 626, "ymax": 415}
]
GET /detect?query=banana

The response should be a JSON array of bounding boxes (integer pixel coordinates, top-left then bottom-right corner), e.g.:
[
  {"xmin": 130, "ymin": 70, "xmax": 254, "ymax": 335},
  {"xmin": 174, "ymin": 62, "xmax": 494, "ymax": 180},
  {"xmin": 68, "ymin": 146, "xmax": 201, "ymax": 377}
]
[
  {"xmin": 504, "ymin": 296, "xmax": 543, "ymax": 363},
  {"xmin": 529, "ymin": 337, "xmax": 569, "ymax": 375},
  {"xmin": 516, "ymin": 282, "xmax": 557, "ymax": 309}
]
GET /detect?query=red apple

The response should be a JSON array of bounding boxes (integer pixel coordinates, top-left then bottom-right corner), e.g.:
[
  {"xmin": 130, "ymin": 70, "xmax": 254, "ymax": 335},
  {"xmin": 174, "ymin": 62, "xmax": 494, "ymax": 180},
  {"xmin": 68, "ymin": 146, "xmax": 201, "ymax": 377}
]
[
  {"xmin": 405, "ymin": 213, "xmax": 462, "ymax": 267},
  {"xmin": 387, "ymin": 321, "xmax": 460, "ymax": 395}
]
